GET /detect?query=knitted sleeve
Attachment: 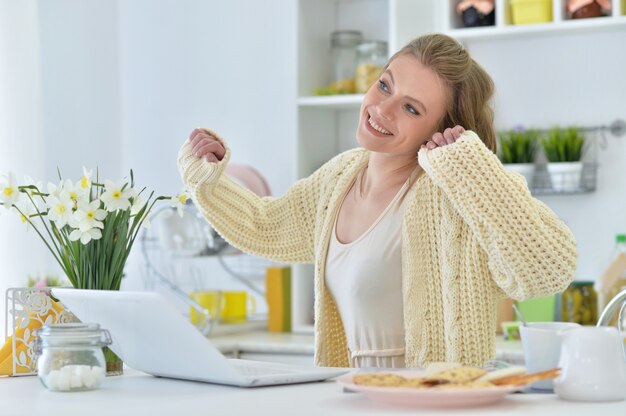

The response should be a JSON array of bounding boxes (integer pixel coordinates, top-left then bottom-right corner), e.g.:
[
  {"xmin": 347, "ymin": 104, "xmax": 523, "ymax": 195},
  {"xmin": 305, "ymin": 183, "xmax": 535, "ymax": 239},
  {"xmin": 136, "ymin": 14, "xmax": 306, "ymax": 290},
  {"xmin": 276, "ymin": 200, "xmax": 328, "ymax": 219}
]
[
  {"xmin": 417, "ymin": 130, "xmax": 577, "ymax": 300},
  {"xmin": 177, "ymin": 128, "xmax": 232, "ymax": 193},
  {"xmin": 177, "ymin": 129, "xmax": 335, "ymax": 264}
]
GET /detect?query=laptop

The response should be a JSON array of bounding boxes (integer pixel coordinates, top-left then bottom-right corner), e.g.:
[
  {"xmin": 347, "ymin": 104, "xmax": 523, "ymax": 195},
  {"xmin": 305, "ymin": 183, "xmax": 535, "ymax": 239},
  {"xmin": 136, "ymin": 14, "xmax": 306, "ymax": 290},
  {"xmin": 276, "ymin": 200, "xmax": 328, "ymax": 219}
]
[{"xmin": 51, "ymin": 288, "xmax": 348, "ymax": 387}]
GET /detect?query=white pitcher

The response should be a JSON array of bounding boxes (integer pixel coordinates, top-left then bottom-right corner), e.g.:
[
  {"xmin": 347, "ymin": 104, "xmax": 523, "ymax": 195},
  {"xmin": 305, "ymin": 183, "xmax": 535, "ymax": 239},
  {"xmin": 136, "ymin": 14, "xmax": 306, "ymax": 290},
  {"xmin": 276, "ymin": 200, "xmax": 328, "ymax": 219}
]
[{"xmin": 554, "ymin": 326, "xmax": 626, "ymax": 402}]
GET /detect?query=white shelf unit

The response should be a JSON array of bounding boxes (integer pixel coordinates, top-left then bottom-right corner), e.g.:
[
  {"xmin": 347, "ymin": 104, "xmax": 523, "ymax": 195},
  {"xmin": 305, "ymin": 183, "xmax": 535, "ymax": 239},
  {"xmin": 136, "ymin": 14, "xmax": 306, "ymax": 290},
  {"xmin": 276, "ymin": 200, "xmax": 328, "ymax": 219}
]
[
  {"xmin": 297, "ymin": 94, "xmax": 364, "ymax": 110},
  {"xmin": 292, "ymin": 0, "xmax": 437, "ymax": 333},
  {"xmin": 443, "ymin": 0, "xmax": 626, "ymax": 40}
]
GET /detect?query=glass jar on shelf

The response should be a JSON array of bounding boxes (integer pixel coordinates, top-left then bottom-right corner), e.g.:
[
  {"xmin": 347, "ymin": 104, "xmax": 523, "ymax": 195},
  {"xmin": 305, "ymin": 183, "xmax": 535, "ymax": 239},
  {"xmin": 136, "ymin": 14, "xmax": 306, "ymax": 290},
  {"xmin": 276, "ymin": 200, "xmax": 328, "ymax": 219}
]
[
  {"xmin": 561, "ymin": 281, "xmax": 598, "ymax": 325},
  {"xmin": 355, "ymin": 40, "xmax": 388, "ymax": 94},
  {"xmin": 329, "ymin": 30, "xmax": 363, "ymax": 94},
  {"xmin": 34, "ymin": 323, "xmax": 112, "ymax": 392}
]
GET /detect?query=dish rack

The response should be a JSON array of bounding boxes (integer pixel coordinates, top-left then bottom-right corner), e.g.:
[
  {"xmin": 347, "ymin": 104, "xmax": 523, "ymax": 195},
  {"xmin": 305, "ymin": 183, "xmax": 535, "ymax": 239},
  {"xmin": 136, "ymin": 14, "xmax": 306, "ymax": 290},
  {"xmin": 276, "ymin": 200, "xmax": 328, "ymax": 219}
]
[{"xmin": 139, "ymin": 204, "xmax": 274, "ymax": 337}]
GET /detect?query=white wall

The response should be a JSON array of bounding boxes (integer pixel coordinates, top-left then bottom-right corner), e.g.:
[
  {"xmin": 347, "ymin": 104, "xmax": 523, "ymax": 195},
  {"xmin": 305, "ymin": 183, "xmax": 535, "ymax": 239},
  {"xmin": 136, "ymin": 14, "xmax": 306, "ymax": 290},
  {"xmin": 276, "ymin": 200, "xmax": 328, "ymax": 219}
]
[
  {"xmin": 0, "ymin": 0, "xmax": 46, "ymax": 332},
  {"xmin": 37, "ymin": 0, "xmax": 122, "ymax": 183},
  {"xmin": 466, "ymin": 30, "xmax": 626, "ymax": 281},
  {"xmin": 117, "ymin": 0, "xmax": 297, "ymax": 196},
  {"xmin": 115, "ymin": 0, "xmax": 296, "ymax": 313},
  {"xmin": 0, "ymin": 0, "xmax": 296, "ymax": 324}
]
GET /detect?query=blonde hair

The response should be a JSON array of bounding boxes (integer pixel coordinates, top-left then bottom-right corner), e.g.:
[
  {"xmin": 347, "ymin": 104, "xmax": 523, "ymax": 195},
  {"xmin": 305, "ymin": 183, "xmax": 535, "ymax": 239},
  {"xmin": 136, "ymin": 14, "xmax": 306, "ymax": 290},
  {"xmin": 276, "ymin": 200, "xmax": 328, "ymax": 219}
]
[{"xmin": 389, "ymin": 33, "xmax": 497, "ymax": 153}]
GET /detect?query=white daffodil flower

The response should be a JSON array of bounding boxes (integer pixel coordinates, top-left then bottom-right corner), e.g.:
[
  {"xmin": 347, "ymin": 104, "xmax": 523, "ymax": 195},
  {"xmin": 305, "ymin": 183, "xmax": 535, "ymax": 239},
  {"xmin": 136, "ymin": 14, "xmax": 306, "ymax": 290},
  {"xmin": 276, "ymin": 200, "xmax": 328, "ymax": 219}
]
[
  {"xmin": 47, "ymin": 191, "xmax": 75, "ymax": 228},
  {"xmin": 100, "ymin": 180, "xmax": 135, "ymax": 212},
  {"xmin": 22, "ymin": 176, "xmax": 43, "ymax": 197},
  {"xmin": 47, "ymin": 181, "xmax": 63, "ymax": 199},
  {"xmin": 74, "ymin": 200, "xmax": 106, "ymax": 232},
  {"xmin": 80, "ymin": 167, "xmax": 92, "ymax": 192},
  {"xmin": 14, "ymin": 199, "xmax": 37, "ymax": 226},
  {"xmin": 130, "ymin": 194, "xmax": 146, "ymax": 215},
  {"xmin": 62, "ymin": 179, "xmax": 88, "ymax": 205},
  {"xmin": 170, "ymin": 189, "xmax": 189, "ymax": 218},
  {"xmin": 0, "ymin": 172, "xmax": 20, "ymax": 209},
  {"xmin": 131, "ymin": 195, "xmax": 151, "ymax": 229},
  {"xmin": 69, "ymin": 227, "xmax": 102, "ymax": 245}
]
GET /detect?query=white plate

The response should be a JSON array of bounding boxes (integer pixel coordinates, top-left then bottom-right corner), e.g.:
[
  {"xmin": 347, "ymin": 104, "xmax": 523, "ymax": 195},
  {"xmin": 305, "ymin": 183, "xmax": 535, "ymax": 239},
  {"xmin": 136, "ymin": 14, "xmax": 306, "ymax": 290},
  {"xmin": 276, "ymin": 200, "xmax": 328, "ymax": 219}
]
[{"xmin": 337, "ymin": 371, "xmax": 523, "ymax": 408}]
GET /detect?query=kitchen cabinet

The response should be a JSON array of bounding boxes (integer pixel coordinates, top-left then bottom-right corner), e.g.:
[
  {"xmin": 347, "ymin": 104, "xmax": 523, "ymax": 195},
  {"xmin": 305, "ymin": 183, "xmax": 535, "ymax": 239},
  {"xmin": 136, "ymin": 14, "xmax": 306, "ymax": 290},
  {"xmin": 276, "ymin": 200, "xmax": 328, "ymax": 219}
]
[
  {"xmin": 292, "ymin": 0, "xmax": 439, "ymax": 332},
  {"xmin": 444, "ymin": 0, "xmax": 626, "ymax": 40},
  {"xmin": 211, "ymin": 329, "xmax": 316, "ymax": 365}
]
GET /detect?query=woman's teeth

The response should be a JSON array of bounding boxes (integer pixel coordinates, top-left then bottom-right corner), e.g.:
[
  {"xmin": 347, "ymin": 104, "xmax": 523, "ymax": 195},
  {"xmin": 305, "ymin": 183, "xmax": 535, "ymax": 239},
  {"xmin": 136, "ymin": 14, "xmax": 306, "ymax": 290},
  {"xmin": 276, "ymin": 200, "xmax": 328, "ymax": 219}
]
[{"xmin": 368, "ymin": 117, "xmax": 392, "ymax": 135}]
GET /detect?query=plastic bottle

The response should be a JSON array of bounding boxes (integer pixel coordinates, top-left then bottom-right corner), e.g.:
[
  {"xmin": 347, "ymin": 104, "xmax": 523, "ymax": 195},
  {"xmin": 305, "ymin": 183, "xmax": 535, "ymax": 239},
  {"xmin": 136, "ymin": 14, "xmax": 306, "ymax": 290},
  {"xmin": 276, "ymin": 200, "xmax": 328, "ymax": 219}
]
[{"xmin": 596, "ymin": 234, "xmax": 626, "ymax": 325}]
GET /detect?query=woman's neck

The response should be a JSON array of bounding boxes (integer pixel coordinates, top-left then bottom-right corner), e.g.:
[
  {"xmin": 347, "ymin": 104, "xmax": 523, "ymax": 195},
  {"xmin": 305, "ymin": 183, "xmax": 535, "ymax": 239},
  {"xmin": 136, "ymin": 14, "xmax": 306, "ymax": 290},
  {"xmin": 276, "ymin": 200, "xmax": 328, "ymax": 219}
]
[{"xmin": 361, "ymin": 152, "xmax": 419, "ymax": 197}]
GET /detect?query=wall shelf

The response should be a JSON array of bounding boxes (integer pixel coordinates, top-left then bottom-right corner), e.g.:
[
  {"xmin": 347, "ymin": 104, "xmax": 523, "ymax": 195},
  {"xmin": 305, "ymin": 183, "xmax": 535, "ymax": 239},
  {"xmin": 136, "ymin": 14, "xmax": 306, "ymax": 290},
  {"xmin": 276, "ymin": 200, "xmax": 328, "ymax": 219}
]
[
  {"xmin": 297, "ymin": 94, "xmax": 363, "ymax": 110},
  {"xmin": 444, "ymin": 0, "xmax": 626, "ymax": 41},
  {"xmin": 448, "ymin": 15, "xmax": 626, "ymax": 41},
  {"xmin": 530, "ymin": 163, "xmax": 598, "ymax": 196}
]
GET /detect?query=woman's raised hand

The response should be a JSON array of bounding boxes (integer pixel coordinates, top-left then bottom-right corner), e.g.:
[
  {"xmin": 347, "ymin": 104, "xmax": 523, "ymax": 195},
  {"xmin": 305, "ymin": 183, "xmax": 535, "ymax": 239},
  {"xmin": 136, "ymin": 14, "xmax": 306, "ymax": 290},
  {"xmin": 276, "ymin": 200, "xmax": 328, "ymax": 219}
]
[
  {"xmin": 188, "ymin": 128, "xmax": 226, "ymax": 163},
  {"xmin": 422, "ymin": 125, "xmax": 465, "ymax": 150}
]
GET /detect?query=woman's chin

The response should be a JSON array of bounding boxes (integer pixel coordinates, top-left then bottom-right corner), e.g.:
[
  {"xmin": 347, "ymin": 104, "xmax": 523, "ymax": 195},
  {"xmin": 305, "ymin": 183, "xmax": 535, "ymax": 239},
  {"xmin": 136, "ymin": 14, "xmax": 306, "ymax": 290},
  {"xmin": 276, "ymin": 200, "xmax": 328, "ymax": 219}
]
[{"xmin": 357, "ymin": 136, "xmax": 388, "ymax": 153}]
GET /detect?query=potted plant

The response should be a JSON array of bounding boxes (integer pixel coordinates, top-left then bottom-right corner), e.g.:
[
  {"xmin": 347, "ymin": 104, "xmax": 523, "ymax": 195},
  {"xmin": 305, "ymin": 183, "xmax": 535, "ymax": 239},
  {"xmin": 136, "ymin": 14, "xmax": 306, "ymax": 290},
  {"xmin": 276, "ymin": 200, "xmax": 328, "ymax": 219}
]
[
  {"xmin": 541, "ymin": 126, "xmax": 585, "ymax": 192},
  {"xmin": 0, "ymin": 168, "xmax": 188, "ymax": 375},
  {"xmin": 498, "ymin": 128, "xmax": 539, "ymax": 186}
]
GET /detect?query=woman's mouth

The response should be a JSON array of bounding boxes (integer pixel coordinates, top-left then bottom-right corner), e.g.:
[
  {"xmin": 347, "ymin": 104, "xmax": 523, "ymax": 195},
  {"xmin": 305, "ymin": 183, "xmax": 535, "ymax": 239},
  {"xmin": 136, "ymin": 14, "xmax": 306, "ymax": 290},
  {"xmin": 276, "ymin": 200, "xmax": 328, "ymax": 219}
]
[{"xmin": 366, "ymin": 114, "xmax": 393, "ymax": 137}]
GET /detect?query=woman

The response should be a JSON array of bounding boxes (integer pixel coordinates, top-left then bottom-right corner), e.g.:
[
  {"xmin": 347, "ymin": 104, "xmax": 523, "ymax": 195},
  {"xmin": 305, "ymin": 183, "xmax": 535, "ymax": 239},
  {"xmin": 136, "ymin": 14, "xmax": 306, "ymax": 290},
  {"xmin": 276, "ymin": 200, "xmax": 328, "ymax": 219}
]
[{"xmin": 178, "ymin": 34, "xmax": 577, "ymax": 368}]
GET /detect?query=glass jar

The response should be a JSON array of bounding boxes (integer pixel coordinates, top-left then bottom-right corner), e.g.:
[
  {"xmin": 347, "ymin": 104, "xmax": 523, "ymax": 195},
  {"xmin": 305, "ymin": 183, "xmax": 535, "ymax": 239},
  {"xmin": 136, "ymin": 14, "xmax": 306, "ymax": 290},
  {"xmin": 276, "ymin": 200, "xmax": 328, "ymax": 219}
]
[
  {"xmin": 330, "ymin": 30, "xmax": 362, "ymax": 94},
  {"xmin": 355, "ymin": 40, "xmax": 388, "ymax": 93},
  {"xmin": 561, "ymin": 281, "xmax": 598, "ymax": 325},
  {"xmin": 34, "ymin": 323, "xmax": 112, "ymax": 392}
]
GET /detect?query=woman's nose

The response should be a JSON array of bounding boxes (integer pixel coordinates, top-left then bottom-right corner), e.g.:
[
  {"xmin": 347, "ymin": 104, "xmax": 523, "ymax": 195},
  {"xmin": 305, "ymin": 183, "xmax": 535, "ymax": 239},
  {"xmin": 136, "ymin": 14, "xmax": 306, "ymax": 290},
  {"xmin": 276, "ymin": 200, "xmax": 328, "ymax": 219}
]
[{"xmin": 376, "ymin": 97, "xmax": 395, "ymax": 121}]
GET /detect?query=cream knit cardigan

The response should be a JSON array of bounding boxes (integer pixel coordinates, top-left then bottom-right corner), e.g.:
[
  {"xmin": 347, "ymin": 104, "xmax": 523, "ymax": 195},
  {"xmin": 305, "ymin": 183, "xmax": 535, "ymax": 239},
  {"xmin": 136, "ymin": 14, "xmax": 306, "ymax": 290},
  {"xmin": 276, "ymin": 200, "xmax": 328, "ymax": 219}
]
[{"xmin": 178, "ymin": 129, "xmax": 577, "ymax": 368}]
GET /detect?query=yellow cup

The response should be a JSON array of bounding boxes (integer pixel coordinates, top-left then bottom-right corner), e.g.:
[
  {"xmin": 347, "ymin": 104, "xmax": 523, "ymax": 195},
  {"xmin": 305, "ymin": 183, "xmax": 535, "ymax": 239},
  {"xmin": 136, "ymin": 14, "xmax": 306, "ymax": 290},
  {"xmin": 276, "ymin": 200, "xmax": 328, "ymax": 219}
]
[
  {"xmin": 221, "ymin": 291, "xmax": 256, "ymax": 323},
  {"xmin": 189, "ymin": 290, "xmax": 224, "ymax": 324}
]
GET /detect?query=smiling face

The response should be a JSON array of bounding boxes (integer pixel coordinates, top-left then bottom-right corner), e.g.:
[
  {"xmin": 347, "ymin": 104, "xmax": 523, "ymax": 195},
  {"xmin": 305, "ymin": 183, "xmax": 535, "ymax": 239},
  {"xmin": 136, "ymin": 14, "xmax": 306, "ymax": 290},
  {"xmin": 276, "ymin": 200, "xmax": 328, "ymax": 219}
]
[{"xmin": 356, "ymin": 54, "xmax": 449, "ymax": 157}]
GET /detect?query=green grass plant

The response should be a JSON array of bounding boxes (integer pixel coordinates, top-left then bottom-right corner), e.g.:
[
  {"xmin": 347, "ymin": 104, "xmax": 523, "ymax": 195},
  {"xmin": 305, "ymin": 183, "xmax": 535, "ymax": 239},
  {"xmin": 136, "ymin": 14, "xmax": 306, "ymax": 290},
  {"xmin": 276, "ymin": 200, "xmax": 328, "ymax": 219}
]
[
  {"xmin": 542, "ymin": 127, "xmax": 585, "ymax": 163},
  {"xmin": 498, "ymin": 129, "xmax": 539, "ymax": 164}
]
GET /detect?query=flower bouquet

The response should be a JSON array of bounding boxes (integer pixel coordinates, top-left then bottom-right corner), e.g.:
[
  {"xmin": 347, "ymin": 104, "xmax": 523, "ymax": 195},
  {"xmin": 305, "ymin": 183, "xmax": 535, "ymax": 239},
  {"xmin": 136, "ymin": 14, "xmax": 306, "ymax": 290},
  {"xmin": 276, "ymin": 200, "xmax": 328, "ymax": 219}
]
[{"xmin": 0, "ymin": 168, "xmax": 188, "ymax": 374}]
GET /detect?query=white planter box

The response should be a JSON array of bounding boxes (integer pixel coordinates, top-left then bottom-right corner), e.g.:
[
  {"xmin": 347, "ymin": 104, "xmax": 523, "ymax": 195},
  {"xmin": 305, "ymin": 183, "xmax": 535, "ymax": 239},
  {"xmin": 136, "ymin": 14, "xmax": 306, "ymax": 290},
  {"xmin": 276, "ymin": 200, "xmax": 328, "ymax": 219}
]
[{"xmin": 546, "ymin": 162, "xmax": 583, "ymax": 193}]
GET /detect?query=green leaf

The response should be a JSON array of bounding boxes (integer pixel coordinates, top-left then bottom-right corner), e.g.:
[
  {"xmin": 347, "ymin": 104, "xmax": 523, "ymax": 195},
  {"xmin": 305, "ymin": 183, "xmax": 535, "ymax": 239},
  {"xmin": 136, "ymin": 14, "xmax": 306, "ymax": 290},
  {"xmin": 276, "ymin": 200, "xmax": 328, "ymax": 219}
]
[
  {"xmin": 541, "ymin": 126, "xmax": 585, "ymax": 162},
  {"xmin": 497, "ymin": 129, "xmax": 538, "ymax": 164}
]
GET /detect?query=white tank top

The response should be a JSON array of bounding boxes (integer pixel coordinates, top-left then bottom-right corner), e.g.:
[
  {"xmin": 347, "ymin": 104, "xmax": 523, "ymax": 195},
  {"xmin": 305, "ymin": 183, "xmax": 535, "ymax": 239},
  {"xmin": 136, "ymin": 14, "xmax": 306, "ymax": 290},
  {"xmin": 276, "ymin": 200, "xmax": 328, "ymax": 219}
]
[{"xmin": 326, "ymin": 175, "xmax": 415, "ymax": 368}]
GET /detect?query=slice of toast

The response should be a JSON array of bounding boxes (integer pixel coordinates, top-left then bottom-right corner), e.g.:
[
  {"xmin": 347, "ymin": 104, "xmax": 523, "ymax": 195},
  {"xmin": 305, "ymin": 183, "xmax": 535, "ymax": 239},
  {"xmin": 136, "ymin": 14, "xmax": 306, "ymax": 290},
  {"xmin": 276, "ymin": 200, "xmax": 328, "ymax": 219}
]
[
  {"xmin": 490, "ymin": 368, "xmax": 561, "ymax": 386},
  {"xmin": 477, "ymin": 366, "xmax": 527, "ymax": 382}
]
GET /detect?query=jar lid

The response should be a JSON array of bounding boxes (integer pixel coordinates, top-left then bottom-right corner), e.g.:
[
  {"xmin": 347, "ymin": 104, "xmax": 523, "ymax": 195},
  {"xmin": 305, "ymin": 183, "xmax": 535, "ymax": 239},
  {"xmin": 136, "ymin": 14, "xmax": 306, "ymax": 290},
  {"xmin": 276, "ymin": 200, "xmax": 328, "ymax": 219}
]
[
  {"xmin": 36, "ymin": 323, "xmax": 112, "ymax": 347},
  {"xmin": 571, "ymin": 280, "xmax": 595, "ymax": 287},
  {"xmin": 356, "ymin": 40, "xmax": 388, "ymax": 56},
  {"xmin": 331, "ymin": 30, "xmax": 363, "ymax": 47}
]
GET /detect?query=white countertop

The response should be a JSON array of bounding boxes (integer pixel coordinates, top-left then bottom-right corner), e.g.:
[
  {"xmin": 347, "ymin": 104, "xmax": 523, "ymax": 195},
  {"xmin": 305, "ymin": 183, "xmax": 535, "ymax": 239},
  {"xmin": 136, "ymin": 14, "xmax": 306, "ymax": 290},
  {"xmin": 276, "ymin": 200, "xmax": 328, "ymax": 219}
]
[
  {"xmin": 2, "ymin": 368, "xmax": 626, "ymax": 416},
  {"xmin": 4, "ymin": 330, "xmax": 608, "ymax": 416}
]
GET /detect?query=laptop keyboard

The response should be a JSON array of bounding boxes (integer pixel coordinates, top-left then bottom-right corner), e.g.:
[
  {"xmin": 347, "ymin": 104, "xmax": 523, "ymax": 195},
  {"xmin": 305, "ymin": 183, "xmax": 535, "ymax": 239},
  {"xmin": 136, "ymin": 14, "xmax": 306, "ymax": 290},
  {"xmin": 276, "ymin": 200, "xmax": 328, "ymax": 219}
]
[{"xmin": 232, "ymin": 363, "xmax": 299, "ymax": 377}]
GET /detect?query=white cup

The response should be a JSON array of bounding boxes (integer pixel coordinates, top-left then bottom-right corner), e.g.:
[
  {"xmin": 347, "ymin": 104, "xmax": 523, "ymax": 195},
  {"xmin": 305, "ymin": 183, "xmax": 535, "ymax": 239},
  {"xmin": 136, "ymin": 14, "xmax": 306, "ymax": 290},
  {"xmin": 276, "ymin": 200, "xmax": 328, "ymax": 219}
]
[
  {"xmin": 555, "ymin": 326, "xmax": 626, "ymax": 402},
  {"xmin": 519, "ymin": 322, "xmax": 580, "ymax": 390}
]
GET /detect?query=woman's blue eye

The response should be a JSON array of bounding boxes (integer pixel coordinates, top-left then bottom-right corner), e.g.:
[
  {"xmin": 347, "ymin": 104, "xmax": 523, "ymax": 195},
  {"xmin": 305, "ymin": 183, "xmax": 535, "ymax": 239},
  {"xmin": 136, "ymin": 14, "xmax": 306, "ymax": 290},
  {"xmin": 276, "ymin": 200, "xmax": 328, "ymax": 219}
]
[
  {"xmin": 378, "ymin": 80, "xmax": 389, "ymax": 93},
  {"xmin": 405, "ymin": 104, "xmax": 419, "ymax": 115}
]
